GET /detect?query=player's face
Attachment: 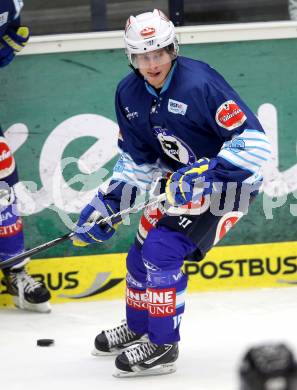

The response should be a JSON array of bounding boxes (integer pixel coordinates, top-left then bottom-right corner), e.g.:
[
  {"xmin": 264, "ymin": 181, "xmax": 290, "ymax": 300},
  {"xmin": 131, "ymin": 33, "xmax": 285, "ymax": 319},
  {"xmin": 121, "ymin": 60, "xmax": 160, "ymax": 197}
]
[{"xmin": 136, "ymin": 49, "xmax": 172, "ymax": 89}]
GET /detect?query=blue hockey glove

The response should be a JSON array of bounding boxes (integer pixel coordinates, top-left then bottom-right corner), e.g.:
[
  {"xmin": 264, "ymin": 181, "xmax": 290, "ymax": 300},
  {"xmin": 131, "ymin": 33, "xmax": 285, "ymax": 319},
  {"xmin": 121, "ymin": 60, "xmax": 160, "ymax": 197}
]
[
  {"xmin": 0, "ymin": 26, "xmax": 30, "ymax": 68},
  {"xmin": 3, "ymin": 26, "xmax": 30, "ymax": 52},
  {"xmin": 165, "ymin": 157, "xmax": 211, "ymax": 206},
  {"xmin": 73, "ymin": 192, "xmax": 121, "ymax": 246},
  {"xmin": 0, "ymin": 40, "xmax": 15, "ymax": 67}
]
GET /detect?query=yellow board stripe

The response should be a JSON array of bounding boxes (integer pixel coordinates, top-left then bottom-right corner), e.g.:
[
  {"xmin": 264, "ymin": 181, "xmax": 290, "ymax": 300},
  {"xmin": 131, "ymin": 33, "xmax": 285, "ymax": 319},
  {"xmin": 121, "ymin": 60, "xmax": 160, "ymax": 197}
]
[{"xmin": 1, "ymin": 241, "xmax": 297, "ymax": 307}]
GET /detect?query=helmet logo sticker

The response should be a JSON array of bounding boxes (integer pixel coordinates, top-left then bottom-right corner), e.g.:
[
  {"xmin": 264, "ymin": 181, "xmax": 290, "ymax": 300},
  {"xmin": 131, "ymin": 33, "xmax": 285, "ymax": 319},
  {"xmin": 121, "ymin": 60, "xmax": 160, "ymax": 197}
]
[{"xmin": 140, "ymin": 27, "xmax": 156, "ymax": 37}]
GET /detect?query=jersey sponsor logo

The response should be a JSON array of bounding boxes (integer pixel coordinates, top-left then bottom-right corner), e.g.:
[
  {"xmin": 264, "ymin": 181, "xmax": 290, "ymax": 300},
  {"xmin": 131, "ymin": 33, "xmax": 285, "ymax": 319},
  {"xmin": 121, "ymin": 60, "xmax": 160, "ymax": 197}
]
[
  {"xmin": 124, "ymin": 106, "xmax": 139, "ymax": 120},
  {"xmin": 0, "ymin": 12, "xmax": 8, "ymax": 27},
  {"xmin": 0, "ymin": 218, "xmax": 23, "ymax": 238},
  {"xmin": 0, "ymin": 137, "xmax": 15, "ymax": 179},
  {"xmin": 215, "ymin": 100, "xmax": 247, "ymax": 130},
  {"xmin": 140, "ymin": 27, "xmax": 156, "ymax": 37},
  {"xmin": 126, "ymin": 287, "xmax": 148, "ymax": 310},
  {"xmin": 214, "ymin": 211, "xmax": 243, "ymax": 245},
  {"xmin": 147, "ymin": 287, "xmax": 176, "ymax": 317},
  {"xmin": 153, "ymin": 127, "xmax": 196, "ymax": 165},
  {"xmin": 168, "ymin": 99, "xmax": 188, "ymax": 115}
]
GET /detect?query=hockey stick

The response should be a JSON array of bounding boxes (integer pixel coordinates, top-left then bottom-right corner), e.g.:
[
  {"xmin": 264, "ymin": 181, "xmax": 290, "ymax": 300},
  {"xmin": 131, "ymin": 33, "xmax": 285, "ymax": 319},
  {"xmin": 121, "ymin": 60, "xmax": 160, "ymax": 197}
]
[{"xmin": 0, "ymin": 192, "xmax": 167, "ymax": 269}]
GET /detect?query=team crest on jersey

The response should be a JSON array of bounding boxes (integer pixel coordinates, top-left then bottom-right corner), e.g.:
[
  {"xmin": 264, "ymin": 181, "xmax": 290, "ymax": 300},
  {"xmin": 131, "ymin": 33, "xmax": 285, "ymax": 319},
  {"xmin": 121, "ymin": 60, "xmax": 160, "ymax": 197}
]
[
  {"xmin": 153, "ymin": 127, "xmax": 196, "ymax": 165},
  {"xmin": 215, "ymin": 100, "xmax": 247, "ymax": 130},
  {"xmin": 0, "ymin": 12, "xmax": 8, "ymax": 27},
  {"xmin": 0, "ymin": 137, "xmax": 15, "ymax": 179},
  {"xmin": 225, "ymin": 138, "xmax": 246, "ymax": 153},
  {"xmin": 168, "ymin": 99, "xmax": 188, "ymax": 116},
  {"xmin": 230, "ymin": 138, "xmax": 245, "ymax": 152}
]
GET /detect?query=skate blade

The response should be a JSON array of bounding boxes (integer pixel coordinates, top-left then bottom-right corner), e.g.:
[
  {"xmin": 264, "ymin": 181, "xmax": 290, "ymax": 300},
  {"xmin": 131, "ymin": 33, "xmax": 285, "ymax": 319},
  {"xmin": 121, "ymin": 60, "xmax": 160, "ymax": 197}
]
[
  {"xmin": 13, "ymin": 297, "xmax": 51, "ymax": 313},
  {"xmin": 91, "ymin": 348, "xmax": 118, "ymax": 357},
  {"xmin": 113, "ymin": 363, "xmax": 177, "ymax": 378}
]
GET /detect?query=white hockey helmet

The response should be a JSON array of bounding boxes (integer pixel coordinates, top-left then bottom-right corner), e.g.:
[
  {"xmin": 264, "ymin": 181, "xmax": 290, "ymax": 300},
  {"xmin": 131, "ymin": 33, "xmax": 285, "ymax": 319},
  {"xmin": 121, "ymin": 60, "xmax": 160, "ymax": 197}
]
[{"xmin": 124, "ymin": 9, "xmax": 179, "ymax": 68}]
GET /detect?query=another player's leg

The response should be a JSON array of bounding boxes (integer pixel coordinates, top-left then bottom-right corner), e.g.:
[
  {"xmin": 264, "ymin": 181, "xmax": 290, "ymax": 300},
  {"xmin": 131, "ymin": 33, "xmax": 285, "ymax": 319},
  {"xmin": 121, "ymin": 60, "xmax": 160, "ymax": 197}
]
[
  {"xmin": 114, "ymin": 226, "xmax": 195, "ymax": 377},
  {"xmin": 2, "ymin": 263, "xmax": 51, "ymax": 313},
  {"xmin": 0, "ymin": 189, "xmax": 51, "ymax": 312},
  {"xmin": 0, "ymin": 129, "xmax": 51, "ymax": 312},
  {"xmin": 92, "ymin": 244, "xmax": 148, "ymax": 356}
]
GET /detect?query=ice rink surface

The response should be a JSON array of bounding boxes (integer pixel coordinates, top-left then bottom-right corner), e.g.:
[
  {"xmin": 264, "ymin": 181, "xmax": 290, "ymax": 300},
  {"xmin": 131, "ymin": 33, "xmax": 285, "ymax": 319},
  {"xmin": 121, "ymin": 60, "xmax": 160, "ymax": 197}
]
[{"xmin": 1, "ymin": 287, "xmax": 297, "ymax": 390}]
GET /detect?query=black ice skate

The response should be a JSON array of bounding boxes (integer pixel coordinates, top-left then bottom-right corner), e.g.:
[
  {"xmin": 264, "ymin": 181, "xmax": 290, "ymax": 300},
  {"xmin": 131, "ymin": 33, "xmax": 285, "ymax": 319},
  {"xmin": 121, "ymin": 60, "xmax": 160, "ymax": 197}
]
[
  {"xmin": 114, "ymin": 340, "xmax": 178, "ymax": 377},
  {"xmin": 2, "ymin": 267, "xmax": 51, "ymax": 313},
  {"xmin": 92, "ymin": 320, "xmax": 147, "ymax": 356}
]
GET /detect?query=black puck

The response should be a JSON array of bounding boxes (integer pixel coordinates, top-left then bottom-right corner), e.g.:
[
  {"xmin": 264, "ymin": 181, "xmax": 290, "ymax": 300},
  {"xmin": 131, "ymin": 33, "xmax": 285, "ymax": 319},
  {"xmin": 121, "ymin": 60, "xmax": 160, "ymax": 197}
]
[{"xmin": 37, "ymin": 339, "xmax": 55, "ymax": 347}]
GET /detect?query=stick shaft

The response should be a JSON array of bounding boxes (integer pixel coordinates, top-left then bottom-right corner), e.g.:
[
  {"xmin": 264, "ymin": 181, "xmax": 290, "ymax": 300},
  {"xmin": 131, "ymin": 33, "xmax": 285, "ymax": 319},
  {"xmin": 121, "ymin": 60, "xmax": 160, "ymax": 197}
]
[{"xmin": 0, "ymin": 192, "xmax": 166, "ymax": 269}]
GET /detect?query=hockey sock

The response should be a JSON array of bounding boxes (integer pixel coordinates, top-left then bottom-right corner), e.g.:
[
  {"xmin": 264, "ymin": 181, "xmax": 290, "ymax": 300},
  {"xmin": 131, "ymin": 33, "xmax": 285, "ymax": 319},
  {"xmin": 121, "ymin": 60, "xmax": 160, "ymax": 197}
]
[
  {"xmin": 142, "ymin": 226, "xmax": 196, "ymax": 345},
  {"xmin": 126, "ymin": 244, "xmax": 148, "ymax": 334},
  {"xmin": 147, "ymin": 268, "xmax": 187, "ymax": 345}
]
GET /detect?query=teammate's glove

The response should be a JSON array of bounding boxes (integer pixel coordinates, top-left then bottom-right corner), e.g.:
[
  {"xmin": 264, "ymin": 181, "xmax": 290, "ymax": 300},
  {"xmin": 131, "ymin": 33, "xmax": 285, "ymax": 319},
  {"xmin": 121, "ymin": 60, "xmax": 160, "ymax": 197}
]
[
  {"xmin": 0, "ymin": 26, "xmax": 30, "ymax": 68},
  {"xmin": 165, "ymin": 157, "xmax": 212, "ymax": 206},
  {"xmin": 72, "ymin": 192, "xmax": 120, "ymax": 246}
]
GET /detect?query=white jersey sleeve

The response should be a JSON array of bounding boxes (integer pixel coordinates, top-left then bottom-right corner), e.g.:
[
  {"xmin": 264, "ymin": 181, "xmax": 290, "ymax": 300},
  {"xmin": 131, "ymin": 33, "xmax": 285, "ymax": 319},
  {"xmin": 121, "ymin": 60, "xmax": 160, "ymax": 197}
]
[{"xmin": 110, "ymin": 151, "xmax": 167, "ymax": 193}]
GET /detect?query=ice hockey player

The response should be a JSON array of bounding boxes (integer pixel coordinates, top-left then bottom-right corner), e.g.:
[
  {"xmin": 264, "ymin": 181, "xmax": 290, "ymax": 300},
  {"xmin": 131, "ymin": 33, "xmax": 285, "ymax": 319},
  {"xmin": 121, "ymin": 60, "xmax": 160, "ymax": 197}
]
[
  {"xmin": 0, "ymin": 0, "xmax": 51, "ymax": 312},
  {"xmin": 73, "ymin": 9, "xmax": 271, "ymax": 377}
]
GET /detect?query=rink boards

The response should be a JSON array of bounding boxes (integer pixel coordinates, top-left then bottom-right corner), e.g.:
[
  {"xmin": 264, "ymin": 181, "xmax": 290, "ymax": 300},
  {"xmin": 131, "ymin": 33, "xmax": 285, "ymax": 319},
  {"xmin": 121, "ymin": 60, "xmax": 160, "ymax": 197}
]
[
  {"xmin": 1, "ymin": 25, "xmax": 297, "ymax": 308},
  {"xmin": 1, "ymin": 34, "xmax": 297, "ymax": 261},
  {"xmin": 1, "ymin": 241, "xmax": 297, "ymax": 307}
]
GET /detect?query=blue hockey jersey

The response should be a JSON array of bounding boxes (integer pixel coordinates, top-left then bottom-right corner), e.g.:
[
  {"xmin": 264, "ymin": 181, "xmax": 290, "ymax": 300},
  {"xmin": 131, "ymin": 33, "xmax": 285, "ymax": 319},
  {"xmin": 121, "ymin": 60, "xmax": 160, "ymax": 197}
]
[
  {"xmin": 110, "ymin": 56, "xmax": 271, "ymax": 196},
  {"xmin": 0, "ymin": 1, "xmax": 25, "ymax": 266},
  {"xmin": 0, "ymin": 0, "xmax": 22, "ymax": 37}
]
